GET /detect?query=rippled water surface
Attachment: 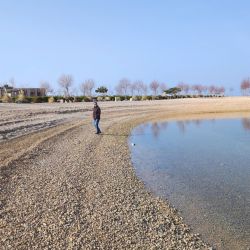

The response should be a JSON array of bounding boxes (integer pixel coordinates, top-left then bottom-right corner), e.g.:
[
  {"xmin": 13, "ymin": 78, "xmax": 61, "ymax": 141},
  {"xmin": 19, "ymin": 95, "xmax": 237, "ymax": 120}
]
[{"xmin": 129, "ymin": 118, "xmax": 250, "ymax": 249}]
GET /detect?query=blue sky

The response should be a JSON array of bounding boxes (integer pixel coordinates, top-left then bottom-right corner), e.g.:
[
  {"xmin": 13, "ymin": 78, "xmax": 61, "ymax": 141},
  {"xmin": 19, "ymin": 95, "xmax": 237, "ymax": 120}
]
[{"xmin": 0, "ymin": 0, "xmax": 250, "ymax": 95}]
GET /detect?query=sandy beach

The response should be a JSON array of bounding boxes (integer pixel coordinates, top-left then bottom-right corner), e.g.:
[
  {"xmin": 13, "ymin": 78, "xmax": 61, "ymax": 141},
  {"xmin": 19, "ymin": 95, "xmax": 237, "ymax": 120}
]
[{"xmin": 1, "ymin": 97, "xmax": 250, "ymax": 249}]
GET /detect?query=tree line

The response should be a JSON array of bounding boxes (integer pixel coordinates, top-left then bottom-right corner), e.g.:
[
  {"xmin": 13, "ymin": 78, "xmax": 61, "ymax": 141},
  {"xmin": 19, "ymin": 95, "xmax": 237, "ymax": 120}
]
[
  {"xmin": 8, "ymin": 75, "xmax": 250, "ymax": 97},
  {"xmin": 1, "ymin": 74, "xmax": 229, "ymax": 97},
  {"xmin": 39, "ymin": 74, "xmax": 226, "ymax": 97}
]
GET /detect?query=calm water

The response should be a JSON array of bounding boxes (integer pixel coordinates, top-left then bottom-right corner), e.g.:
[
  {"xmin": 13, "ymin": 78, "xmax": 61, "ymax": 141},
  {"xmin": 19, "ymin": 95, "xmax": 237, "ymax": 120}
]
[{"xmin": 129, "ymin": 118, "xmax": 250, "ymax": 249}]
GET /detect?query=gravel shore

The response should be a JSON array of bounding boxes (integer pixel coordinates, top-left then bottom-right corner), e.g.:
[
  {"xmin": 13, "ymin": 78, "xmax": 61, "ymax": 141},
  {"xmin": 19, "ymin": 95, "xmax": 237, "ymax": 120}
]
[{"xmin": 1, "ymin": 97, "xmax": 250, "ymax": 249}]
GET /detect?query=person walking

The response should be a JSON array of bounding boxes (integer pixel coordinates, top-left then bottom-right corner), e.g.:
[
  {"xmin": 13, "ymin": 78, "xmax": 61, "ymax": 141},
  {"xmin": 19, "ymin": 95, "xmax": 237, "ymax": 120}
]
[{"xmin": 93, "ymin": 101, "xmax": 101, "ymax": 134}]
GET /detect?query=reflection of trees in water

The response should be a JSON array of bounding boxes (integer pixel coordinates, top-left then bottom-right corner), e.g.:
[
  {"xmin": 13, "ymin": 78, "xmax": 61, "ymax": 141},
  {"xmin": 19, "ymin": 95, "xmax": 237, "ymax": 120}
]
[
  {"xmin": 160, "ymin": 121, "xmax": 168, "ymax": 130},
  {"xmin": 242, "ymin": 118, "xmax": 250, "ymax": 131},
  {"xmin": 176, "ymin": 119, "xmax": 205, "ymax": 133},
  {"xmin": 134, "ymin": 123, "xmax": 149, "ymax": 135},
  {"xmin": 193, "ymin": 119, "xmax": 202, "ymax": 126},
  {"xmin": 151, "ymin": 122, "xmax": 161, "ymax": 138},
  {"xmin": 148, "ymin": 119, "xmax": 220, "ymax": 136},
  {"xmin": 149, "ymin": 117, "xmax": 250, "ymax": 139},
  {"xmin": 177, "ymin": 121, "xmax": 186, "ymax": 133},
  {"xmin": 148, "ymin": 122, "xmax": 168, "ymax": 138}
]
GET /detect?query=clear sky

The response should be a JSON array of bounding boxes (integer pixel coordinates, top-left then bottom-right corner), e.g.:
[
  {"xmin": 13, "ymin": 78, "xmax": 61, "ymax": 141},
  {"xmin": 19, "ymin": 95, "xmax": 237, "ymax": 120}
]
[{"xmin": 0, "ymin": 0, "xmax": 250, "ymax": 95}]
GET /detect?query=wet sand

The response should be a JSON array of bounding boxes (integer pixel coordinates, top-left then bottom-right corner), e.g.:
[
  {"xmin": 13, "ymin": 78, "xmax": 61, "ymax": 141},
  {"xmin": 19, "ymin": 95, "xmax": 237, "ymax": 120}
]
[{"xmin": 1, "ymin": 97, "xmax": 250, "ymax": 249}]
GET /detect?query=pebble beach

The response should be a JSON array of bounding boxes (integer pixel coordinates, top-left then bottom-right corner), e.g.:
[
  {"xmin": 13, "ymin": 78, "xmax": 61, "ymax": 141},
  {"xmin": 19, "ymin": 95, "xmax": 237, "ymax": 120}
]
[{"xmin": 1, "ymin": 97, "xmax": 250, "ymax": 249}]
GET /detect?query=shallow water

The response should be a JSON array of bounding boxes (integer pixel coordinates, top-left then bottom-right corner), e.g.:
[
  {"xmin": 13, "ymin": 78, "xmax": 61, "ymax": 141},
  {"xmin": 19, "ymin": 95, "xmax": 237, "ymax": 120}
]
[{"xmin": 129, "ymin": 118, "xmax": 250, "ymax": 249}]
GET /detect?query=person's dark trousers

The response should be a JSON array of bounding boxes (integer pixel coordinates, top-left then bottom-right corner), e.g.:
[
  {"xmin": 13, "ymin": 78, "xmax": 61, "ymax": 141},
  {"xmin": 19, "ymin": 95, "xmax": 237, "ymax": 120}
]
[{"xmin": 94, "ymin": 119, "xmax": 101, "ymax": 134}]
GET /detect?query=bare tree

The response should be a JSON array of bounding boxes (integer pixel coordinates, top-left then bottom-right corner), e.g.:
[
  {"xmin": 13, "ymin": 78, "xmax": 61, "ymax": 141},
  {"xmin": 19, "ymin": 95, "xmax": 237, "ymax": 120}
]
[
  {"xmin": 177, "ymin": 82, "xmax": 190, "ymax": 94},
  {"xmin": 177, "ymin": 82, "xmax": 185, "ymax": 94},
  {"xmin": 220, "ymin": 86, "xmax": 225, "ymax": 95},
  {"xmin": 191, "ymin": 84, "xmax": 207, "ymax": 95},
  {"xmin": 58, "ymin": 74, "xmax": 73, "ymax": 97},
  {"xmin": 208, "ymin": 85, "xmax": 225, "ymax": 96},
  {"xmin": 130, "ymin": 82, "xmax": 137, "ymax": 96},
  {"xmin": 86, "ymin": 79, "xmax": 95, "ymax": 96},
  {"xmin": 215, "ymin": 86, "xmax": 225, "ymax": 96},
  {"xmin": 191, "ymin": 84, "xmax": 200, "ymax": 95},
  {"xmin": 208, "ymin": 85, "xmax": 216, "ymax": 95},
  {"xmin": 40, "ymin": 81, "xmax": 53, "ymax": 95},
  {"xmin": 150, "ymin": 80, "xmax": 160, "ymax": 96},
  {"xmin": 80, "ymin": 79, "xmax": 95, "ymax": 96},
  {"xmin": 136, "ymin": 80, "xmax": 145, "ymax": 95},
  {"xmin": 183, "ymin": 84, "xmax": 190, "ymax": 94},
  {"xmin": 241, "ymin": 78, "xmax": 250, "ymax": 95},
  {"xmin": 121, "ymin": 78, "xmax": 131, "ymax": 96},
  {"xmin": 80, "ymin": 82, "xmax": 88, "ymax": 96},
  {"xmin": 196, "ymin": 85, "xmax": 205, "ymax": 95},
  {"xmin": 159, "ymin": 83, "xmax": 167, "ymax": 93},
  {"xmin": 115, "ymin": 78, "xmax": 131, "ymax": 96},
  {"xmin": 115, "ymin": 83, "xmax": 123, "ymax": 95},
  {"xmin": 131, "ymin": 80, "xmax": 144, "ymax": 95},
  {"xmin": 202, "ymin": 85, "xmax": 208, "ymax": 95},
  {"xmin": 140, "ymin": 82, "xmax": 148, "ymax": 95}
]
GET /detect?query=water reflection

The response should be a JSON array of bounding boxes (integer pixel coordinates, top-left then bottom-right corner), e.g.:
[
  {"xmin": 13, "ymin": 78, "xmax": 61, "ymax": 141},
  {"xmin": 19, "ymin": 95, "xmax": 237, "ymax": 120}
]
[
  {"xmin": 129, "ymin": 118, "xmax": 250, "ymax": 249},
  {"xmin": 177, "ymin": 121, "xmax": 186, "ymax": 134},
  {"xmin": 150, "ymin": 118, "xmax": 250, "ymax": 136},
  {"xmin": 135, "ymin": 118, "xmax": 250, "ymax": 138},
  {"xmin": 151, "ymin": 119, "xmax": 206, "ymax": 136},
  {"xmin": 133, "ymin": 123, "xmax": 150, "ymax": 135},
  {"xmin": 150, "ymin": 122, "xmax": 168, "ymax": 138},
  {"xmin": 133, "ymin": 122, "xmax": 168, "ymax": 138},
  {"xmin": 242, "ymin": 118, "xmax": 250, "ymax": 131}
]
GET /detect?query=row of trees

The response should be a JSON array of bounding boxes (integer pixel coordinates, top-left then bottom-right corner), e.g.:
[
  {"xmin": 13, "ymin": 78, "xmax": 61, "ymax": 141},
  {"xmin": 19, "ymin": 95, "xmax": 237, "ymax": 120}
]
[
  {"xmin": 40, "ymin": 75, "xmax": 167, "ymax": 97},
  {"xmin": 114, "ymin": 78, "xmax": 167, "ymax": 96},
  {"xmin": 1, "ymin": 75, "xmax": 227, "ymax": 97},
  {"xmin": 177, "ymin": 83, "xmax": 225, "ymax": 95},
  {"xmin": 39, "ymin": 74, "xmax": 226, "ymax": 97},
  {"xmin": 41, "ymin": 75, "xmax": 101, "ymax": 96}
]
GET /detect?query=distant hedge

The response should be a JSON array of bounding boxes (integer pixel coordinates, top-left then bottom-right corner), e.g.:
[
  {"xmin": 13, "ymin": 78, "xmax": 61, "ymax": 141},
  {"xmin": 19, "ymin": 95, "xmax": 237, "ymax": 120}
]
[{"xmin": 0, "ymin": 94, "xmax": 223, "ymax": 104}]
